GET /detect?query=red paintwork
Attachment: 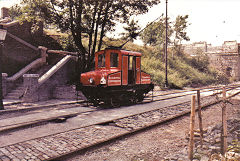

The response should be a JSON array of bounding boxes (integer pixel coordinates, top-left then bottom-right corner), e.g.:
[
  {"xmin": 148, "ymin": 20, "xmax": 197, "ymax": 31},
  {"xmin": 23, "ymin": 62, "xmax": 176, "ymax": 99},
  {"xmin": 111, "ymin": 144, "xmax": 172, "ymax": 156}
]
[
  {"xmin": 81, "ymin": 69, "xmax": 119, "ymax": 86},
  {"xmin": 141, "ymin": 72, "xmax": 151, "ymax": 84},
  {"xmin": 122, "ymin": 55, "xmax": 128, "ymax": 85},
  {"xmin": 108, "ymin": 72, "xmax": 121, "ymax": 86},
  {"xmin": 136, "ymin": 57, "xmax": 141, "ymax": 84},
  {"xmin": 80, "ymin": 48, "xmax": 152, "ymax": 87}
]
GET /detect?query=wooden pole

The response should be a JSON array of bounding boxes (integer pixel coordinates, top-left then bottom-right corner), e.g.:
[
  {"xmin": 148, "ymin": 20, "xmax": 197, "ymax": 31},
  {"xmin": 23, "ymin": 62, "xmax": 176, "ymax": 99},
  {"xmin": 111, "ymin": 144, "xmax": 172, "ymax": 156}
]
[
  {"xmin": 188, "ymin": 95, "xmax": 196, "ymax": 160},
  {"xmin": 222, "ymin": 87, "xmax": 227, "ymax": 154},
  {"xmin": 197, "ymin": 90, "xmax": 203, "ymax": 147}
]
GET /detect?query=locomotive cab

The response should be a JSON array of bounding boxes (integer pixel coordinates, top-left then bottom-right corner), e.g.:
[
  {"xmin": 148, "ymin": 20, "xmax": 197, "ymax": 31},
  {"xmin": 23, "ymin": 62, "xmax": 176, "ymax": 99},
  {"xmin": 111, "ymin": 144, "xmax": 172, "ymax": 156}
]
[{"xmin": 80, "ymin": 48, "xmax": 154, "ymax": 106}]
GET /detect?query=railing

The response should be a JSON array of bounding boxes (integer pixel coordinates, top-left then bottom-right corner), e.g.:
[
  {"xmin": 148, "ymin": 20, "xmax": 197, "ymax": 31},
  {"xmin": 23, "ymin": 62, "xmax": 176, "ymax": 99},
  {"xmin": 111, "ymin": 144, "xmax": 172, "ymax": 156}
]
[
  {"xmin": 3, "ymin": 29, "xmax": 41, "ymax": 82},
  {"xmin": 6, "ymin": 58, "xmax": 42, "ymax": 81},
  {"xmin": 38, "ymin": 55, "xmax": 72, "ymax": 85},
  {"xmin": 7, "ymin": 32, "xmax": 38, "ymax": 51}
]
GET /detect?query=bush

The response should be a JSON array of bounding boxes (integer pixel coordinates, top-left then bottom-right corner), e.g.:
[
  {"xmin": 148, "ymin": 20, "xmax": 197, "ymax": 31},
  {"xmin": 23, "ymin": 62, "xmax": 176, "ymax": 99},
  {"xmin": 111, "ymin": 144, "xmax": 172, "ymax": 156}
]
[{"xmin": 121, "ymin": 42, "xmax": 228, "ymax": 88}]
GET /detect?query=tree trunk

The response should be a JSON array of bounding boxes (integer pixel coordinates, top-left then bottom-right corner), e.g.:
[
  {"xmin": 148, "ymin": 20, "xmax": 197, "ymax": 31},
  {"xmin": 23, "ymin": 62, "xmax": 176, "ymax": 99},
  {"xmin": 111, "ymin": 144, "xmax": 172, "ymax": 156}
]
[{"xmin": 98, "ymin": 0, "xmax": 112, "ymax": 51}]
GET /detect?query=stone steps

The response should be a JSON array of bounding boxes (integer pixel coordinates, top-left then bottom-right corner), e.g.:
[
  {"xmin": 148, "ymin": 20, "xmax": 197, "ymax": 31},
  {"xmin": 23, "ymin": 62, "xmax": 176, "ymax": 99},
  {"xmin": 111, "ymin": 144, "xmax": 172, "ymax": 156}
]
[{"xmin": 5, "ymin": 84, "xmax": 25, "ymax": 100}]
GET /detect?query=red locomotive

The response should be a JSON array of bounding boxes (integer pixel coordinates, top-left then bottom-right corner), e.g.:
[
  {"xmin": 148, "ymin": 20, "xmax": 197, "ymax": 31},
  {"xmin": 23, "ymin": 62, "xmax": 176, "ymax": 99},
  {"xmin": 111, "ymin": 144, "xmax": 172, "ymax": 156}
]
[{"xmin": 80, "ymin": 47, "xmax": 154, "ymax": 106}]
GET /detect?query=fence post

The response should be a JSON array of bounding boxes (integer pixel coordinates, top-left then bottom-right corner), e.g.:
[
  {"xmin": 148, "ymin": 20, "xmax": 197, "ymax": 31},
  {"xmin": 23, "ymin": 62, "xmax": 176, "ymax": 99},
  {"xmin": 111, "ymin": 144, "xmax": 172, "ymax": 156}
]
[
  {"xmin": 197, "ymin": 90, "xmax": 203, "ymax": 147},
  {"xmin": 189, "ymin": 95, "xmax": 196, "ymax": 160},
  {"xmin": 222, "ymin": 87, "xmax": 227, "ymax": 154},
  {"xmin": 38, "ymin": 46, "xmax": 48, "ymax": 65}
]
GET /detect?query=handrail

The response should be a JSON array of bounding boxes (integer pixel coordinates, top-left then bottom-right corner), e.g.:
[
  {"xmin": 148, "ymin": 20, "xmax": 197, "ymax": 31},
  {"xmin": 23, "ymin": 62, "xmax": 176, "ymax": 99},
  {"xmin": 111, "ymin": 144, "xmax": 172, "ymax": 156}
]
[
  {"xmin": 6, "ymin": 58, "xmax": 42, "ymax": 81},
  {"xmin": 38, "ymin": 55, "xmax": 72, "ymax": 85},
  {"xmin": 1, "ymin": 20, "xmax": 19, "ymax": 28},
  {"xmin": 7, "ymin": 32, "xmax": 38, "ymax": 51},
  {"xmin": 47, "ymin": 50, "xmax": 78, "ymax": 56}
]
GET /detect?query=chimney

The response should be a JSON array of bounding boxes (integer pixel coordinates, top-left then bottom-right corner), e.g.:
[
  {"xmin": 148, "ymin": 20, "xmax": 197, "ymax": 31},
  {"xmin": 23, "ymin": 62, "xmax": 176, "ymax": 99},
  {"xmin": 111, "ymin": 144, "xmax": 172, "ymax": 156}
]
[{"xmin": 1, "ymin": 7, "xmax": 9, "ymax": 19}]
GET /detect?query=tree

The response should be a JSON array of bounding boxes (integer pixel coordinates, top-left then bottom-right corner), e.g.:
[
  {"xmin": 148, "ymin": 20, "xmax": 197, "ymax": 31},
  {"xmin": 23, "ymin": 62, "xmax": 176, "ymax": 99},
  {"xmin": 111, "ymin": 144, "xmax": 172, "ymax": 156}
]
[
  {"xmin": 140, "ymin": 14, "xmax": 190, "ymax": 49},
  {"xmin": 140, "ymin": 14, "xmax": 173, "ymax": 47},
  {"xmin": 173, "ymin": 15, "xmax": 190, "ymax": 55},
  {"xmin": 10, "ymin": 0, "xmax": 160, "ymax": 71},
  {"xmin": 121, "ymin": 19, "xmax": 141, "ymax": 42}
]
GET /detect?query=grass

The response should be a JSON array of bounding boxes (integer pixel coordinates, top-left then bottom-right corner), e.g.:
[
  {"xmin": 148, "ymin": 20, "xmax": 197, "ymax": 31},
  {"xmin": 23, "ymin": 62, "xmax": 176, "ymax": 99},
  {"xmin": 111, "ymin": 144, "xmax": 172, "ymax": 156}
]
[
  {"xmin": 5, "ymin": 30, "xmax": 225, "ymax": 89},
  {"xmin": 119, "ymin": 41, "xmax": 228, "ymax": 89}
]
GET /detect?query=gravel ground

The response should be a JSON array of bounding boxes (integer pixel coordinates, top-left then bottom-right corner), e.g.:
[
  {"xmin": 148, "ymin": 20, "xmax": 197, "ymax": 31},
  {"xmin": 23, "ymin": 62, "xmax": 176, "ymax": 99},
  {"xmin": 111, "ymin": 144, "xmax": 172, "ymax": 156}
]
[{"xmin": 67, "ymin": 96, "xmax": 240, "ymax": 161}]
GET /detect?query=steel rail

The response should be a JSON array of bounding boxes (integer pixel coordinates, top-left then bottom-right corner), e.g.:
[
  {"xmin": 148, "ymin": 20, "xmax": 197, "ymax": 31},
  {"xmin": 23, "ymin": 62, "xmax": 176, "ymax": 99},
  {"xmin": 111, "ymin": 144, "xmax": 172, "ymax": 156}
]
[
  {"xmin": 1, "ymin": 86, "xmax": 239, "ymax": 134},
  {"xmin": 49, "ymin": 87, "xmax": 240, "ymax": 160},
  {"xmin": 144, "ymin": 86, "xmax": 239, "ymax": 103},
  {"xmin": 1, "ymin": 86, "xmax": 239, "ymax": 160},
  {"xmin": 0, "ymin": 106, "xmax": 97, "ymax": 134},
  {"xmin": 0, "ymin": 100, "xmax": 86, "ymax": 115}
]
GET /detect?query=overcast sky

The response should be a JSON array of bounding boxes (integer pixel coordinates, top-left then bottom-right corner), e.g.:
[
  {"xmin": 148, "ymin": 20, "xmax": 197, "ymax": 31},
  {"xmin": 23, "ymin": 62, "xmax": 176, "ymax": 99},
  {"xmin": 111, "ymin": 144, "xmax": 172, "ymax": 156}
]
[
  {"xmin": 1, "ymin": 0, "xmax": 240, "ymax": 46},
  {"xmin": 137, "ymin": 0, "xmax": 240, "ymax": 46}
]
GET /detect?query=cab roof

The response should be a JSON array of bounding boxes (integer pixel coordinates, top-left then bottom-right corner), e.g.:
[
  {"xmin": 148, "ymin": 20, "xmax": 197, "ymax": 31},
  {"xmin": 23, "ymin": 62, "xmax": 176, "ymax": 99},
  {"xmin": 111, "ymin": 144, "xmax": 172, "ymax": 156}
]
[{"xmin": 96, "ymin": 47, "xmax": 142, "ymax": 57}]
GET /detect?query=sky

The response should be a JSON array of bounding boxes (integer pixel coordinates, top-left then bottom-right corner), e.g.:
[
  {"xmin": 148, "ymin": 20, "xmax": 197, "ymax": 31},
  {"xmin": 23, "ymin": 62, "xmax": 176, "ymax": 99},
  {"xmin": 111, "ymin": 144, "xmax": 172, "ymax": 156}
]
[
  {"xmin": 1, "ymin": 0, "xmax": 240, "ymax": 46},
  {"xmin": 136, "ymin": 0, "xmax": 240, "ymax": 46}
]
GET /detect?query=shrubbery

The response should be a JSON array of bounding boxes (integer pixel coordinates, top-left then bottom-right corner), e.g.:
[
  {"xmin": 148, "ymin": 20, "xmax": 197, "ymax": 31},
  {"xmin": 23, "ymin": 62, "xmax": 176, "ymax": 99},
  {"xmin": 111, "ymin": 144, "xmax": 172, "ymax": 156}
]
[{"xmin": 123, "ymin": 42, "xmax": 228, "ymax": 89}]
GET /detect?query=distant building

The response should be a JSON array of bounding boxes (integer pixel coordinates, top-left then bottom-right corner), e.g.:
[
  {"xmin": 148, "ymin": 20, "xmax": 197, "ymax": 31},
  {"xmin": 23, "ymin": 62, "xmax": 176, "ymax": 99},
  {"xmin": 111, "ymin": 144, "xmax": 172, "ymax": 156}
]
[
  {"xmin": 182, "ymin": 40, "xmax": 240, "ymax": 80},
  {"xmin": 182, "ymin": 41, "xmax": 208, "ymax": 56}
]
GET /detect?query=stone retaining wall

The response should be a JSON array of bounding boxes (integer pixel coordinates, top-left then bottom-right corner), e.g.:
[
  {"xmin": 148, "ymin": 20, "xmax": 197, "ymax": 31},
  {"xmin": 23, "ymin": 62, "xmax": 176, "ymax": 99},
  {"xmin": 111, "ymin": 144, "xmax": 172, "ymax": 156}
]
[
  {"xmin": 22, "ymin": 58, "xmax": 80, "ymax": 102},
  {"xmin": 208, "ymin": 53, "xmax": 240, "ymax": 80}
]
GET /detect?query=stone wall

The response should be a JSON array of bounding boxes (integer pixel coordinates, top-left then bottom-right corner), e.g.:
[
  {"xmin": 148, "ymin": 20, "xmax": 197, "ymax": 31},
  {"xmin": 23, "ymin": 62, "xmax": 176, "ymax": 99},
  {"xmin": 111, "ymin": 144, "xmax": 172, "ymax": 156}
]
[
  {"xmin": 0, "ymin": 7, "xmax": 44, "ymax": 76},
  {"xmin": 183, "ymin": 41, "xmax": 240, "ymax": 80},
  {"xmin": 53, "ymin": 86, "xmax": 85, "ymax": 100},
  {"xmin": 23, "ymin": 58, "xmax": 80, "ymax": 102},
  {"xmin": 208, "ymin": 53, "xmax": 240, "ymax": 80}
]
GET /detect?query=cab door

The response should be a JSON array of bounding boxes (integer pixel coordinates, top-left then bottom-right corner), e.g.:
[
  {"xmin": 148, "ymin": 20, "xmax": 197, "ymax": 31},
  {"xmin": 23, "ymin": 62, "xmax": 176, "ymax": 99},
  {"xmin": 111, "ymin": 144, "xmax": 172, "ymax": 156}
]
[
  {"xmin": 135, "ymin": 57, "xmax": 141, "ymax": 84},
  {"xmin": 122, "ymin": 55, "xmax": 141, "ymax": 85},
  {"xmin": 122, "ymin": 55, "xmax": 128, "ymax": 85}
]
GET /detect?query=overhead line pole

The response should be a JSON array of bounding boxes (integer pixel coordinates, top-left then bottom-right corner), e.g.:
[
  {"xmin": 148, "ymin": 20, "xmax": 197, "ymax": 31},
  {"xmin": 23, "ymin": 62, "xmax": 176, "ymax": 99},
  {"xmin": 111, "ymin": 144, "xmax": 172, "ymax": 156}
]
[{"xmin": 165, "ymin": 0, "xmax": 168, "ymax": 88}]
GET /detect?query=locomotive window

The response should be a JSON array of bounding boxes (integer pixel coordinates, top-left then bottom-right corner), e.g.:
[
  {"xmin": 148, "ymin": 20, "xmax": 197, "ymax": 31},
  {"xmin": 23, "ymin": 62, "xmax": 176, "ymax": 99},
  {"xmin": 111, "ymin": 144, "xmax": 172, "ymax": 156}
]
[
  {"xmin": 129, "ymin": 56, "xmax": 133, "ymax": 70},
  {"xmin": 98, "ymin": 54, "xmax": 105, "ymax": 67},
  {"xmin": 129, "ymin": 56, "xmax": 136, "ymax": 70},
  {"xmin": 110, "ymin": 53, "xmax": 118, "ymax": 67}
]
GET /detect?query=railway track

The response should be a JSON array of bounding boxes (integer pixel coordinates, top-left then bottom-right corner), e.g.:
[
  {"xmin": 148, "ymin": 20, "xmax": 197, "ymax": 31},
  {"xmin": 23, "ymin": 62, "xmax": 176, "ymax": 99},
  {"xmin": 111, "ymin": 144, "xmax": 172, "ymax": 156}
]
[
  {"xmin": 0, "ymin": 85, "xmax": 235, "ymax": 134},
  {"xmin": 145, "ymin": 85, "xmax": 239, "ymax": 102},
  {"xmin": 0, "ymin": 104, "xmax": 98, "ymax": 134},
  {"xmin": 0, "ymin": 86, "xmax": 240, "ymax": 160}
]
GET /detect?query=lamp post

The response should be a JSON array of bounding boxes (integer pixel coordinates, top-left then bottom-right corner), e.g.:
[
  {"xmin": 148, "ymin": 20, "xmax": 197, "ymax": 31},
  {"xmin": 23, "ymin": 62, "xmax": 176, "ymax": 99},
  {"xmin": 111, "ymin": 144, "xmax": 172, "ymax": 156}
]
[
  {"xmin": 165, "ymin": 0, "xmax": 168, "ymax": 88},
  {"xmin": 0, "ymin": 25, "xmax": 7, "ymax": 110}
]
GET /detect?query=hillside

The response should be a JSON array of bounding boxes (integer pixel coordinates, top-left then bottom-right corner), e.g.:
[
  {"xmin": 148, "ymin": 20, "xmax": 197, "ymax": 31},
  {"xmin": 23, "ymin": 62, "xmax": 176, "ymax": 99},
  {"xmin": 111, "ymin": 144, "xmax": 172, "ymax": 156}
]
[
  {"xmin": 104, "ymin": 39, "xmax": 227, "ymax": 88},
  {"xmin": 38, "ymin": 33, "xmax": 227, "ymax": 89}
]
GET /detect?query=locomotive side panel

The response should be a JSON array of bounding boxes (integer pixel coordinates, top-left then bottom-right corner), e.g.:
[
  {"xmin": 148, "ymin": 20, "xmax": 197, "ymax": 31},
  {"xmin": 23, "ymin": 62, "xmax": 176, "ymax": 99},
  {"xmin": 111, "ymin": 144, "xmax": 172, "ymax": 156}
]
[
  {"xmin": 107, "ymin": 72, "xmax": 121, "ymax": 86},
  {"xmin": 141, "ymin": 72, "xmax": 151, "ymax": 84},
  {"xmin": 122, "ymin": 55, "xmax": 128, "ymax": 85},
  {"xmin": 136, "ymin": 57, "xmax": 141, "ymax": 84}
]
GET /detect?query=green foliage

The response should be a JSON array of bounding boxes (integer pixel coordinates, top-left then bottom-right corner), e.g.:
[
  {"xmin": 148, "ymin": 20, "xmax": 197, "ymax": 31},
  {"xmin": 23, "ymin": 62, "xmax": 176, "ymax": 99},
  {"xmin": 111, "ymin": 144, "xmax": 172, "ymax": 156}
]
[
  {"xmin": 184, "ymin": 49, "xmax": 209, "ymax": 72},
  {"xmin": 174, "ymin": 15, "xmax": 190, "ymax": 43},
  {"xmin": 10, "ymin": 0, "xmax": 160, "ymax": 72},
  {"xmin": 228, "ymin": 140, "xmax": 240, "ymax": 153},
  {"xmin": 121, "ymin": 19, "xmax": 141, "ymax": 42},
  {"xmin": 116, "ymin": 41, "xmax": 226, "ymax": 88},
  {"xmin": 141, "ymin": 14, "xmax": 173, "ymax": 46},
  {"xmin": 140, "ymin": 14, "xmax": 190, "ymax": 47}
]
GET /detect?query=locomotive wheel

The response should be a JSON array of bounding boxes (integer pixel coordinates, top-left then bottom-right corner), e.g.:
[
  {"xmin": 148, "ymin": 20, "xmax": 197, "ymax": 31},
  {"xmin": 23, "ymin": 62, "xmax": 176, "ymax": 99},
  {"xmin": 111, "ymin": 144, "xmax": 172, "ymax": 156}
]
[
  {"xmin": 110, "ymin": 98, "xmax": 120, "ymax": 107},
  {"xmin": 89, "ymin": 98, "xmax": 100, "ymax": 106},
  {"xmin": 136, "ymin": 93, "xmax": 144, "ymax": 102}
]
